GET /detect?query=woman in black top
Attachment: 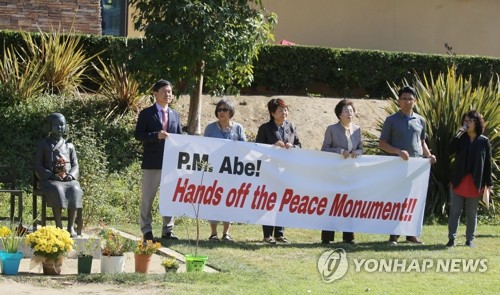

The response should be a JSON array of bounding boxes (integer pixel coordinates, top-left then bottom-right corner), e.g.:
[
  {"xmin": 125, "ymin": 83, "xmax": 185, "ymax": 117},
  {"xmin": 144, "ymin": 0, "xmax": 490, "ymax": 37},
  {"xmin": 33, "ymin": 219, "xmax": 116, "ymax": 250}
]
[
  {"xmin": 447, "ymin": 110, "xmax": 493, "ymax": 248},
  {"xmin": 256, "ymin": 98, "xmax": 301, "ymax": 243}
]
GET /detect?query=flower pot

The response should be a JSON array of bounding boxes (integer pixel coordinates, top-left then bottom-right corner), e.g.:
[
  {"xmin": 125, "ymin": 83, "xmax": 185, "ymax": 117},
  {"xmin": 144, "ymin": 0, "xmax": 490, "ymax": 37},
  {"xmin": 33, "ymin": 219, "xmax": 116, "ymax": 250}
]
[
  {"xmin": 42, "ymin": 256, "xmax": 64, "ymax": 275},
  {"xmin": 134, "ymin": 253, "xmax": 152, "ymax": 273},
  {"xmin": 100, "ymin": 255, "xmax": 125, "ymax": 274},
  {"xmin": 77, "ymin": 255, "xmax": 93, "ymax": 274},
  {"xmin": 164, "ymin": 266, "xmax": 179, "ymax": 273},
  {"xmin": 0, "ymin": 251, "xmax": 23, "ymax": 275},
  {"xmin": 185, "ymin": 254, "xmax": 208, "ymax": 272}
]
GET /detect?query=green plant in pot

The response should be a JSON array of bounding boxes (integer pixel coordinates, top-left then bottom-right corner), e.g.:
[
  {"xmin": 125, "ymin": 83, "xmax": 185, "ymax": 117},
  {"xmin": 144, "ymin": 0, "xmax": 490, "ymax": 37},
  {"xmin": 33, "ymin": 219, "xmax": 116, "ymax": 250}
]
[
  {"xmin": 75, "ymin": 237, "xmax": 97, "ymax": 274},
  {"xmin": 99, "ymin": 228, "xmax": 134, "ymax": 273},
  {"xmin": 184, "ymin": 161, "xmax": 211, "ymax": 272},
  {"xmin": 161, "ymin": 257, "xmax": 180, "ymax": 273}
]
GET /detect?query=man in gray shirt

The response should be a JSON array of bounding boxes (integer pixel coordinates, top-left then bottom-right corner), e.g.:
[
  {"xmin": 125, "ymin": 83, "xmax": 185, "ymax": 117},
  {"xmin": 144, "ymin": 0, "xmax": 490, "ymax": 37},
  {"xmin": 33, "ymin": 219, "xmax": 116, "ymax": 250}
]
[{"xmin": 379, "ymin": 86, "xmax": 437, "ymax": 245}]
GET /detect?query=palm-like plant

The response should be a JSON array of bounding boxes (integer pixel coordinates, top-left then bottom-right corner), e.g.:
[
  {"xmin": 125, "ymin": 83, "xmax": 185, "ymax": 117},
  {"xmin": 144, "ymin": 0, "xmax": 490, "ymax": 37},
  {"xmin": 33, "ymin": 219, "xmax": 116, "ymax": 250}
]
[
  {"xmin": 0, "ymin": 26, "xmax": 98, "ymax": 103},
  {"xmin": 0, "ymin": 45, "xmax": 45, "ymax": 102},
  {"xmin": 383, "ymin": 67, "xmax": 499, "ymax": 218},
  {"xmin": 92, "ymin": 57, "xmax": 147, "ymax": 119}
]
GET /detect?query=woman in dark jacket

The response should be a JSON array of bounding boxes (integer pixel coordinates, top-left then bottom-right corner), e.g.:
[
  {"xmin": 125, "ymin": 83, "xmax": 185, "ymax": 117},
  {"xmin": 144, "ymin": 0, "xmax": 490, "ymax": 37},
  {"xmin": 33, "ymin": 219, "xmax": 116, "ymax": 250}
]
[
  {"xmin": 256, "ymin": 98, "xmax": 301, "ymax": 244},
  {"xmin": 447, "ymin": 110, "xmax": 493, "ymax": 248}
]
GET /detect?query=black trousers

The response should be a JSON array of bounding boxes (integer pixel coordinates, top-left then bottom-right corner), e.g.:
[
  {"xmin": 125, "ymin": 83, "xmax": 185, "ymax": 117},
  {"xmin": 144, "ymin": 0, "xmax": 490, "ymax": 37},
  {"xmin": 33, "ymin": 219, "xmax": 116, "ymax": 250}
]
[
  {"xmin": 321, "ymin": 230, "xmax": 355, "ymax": 242},
  {"xmin": 263, "ymin": 225, "xmax": 285, "ymax": 238},
  {"xmin": 389, "ymin": 235, "xmax": 417, "ymax": 241}
]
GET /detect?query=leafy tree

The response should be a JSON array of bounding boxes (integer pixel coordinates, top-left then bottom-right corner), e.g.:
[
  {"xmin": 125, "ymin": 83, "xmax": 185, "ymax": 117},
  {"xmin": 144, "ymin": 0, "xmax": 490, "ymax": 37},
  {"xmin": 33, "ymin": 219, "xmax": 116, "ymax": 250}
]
[{"xmin": 129, "ymin": 0, "xmax": 276, "ymax": 134}]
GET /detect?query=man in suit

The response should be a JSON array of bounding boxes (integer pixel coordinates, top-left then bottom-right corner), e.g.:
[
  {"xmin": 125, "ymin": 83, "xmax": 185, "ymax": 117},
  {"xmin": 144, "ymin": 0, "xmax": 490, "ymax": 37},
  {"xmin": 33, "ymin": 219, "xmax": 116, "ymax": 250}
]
[
  {"xmin": 379, "ymin": 86, "xmax": 436, "ymax": 245},
  {"xmin": 135, "ymin": 79, "xmax": 183, "ymax": 242},
  {"xmin": 256, "ymin": 98, "xmax": 301, "ymax": 244},
  {"xmin": 320, "ymin": 99, "xmax": 363, "ymax": 244}
]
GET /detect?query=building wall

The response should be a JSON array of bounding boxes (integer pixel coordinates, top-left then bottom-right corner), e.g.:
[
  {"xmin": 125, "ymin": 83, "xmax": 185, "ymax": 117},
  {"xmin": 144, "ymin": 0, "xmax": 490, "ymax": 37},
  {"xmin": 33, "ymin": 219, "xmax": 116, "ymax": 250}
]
[
  {"xmin": 261, "ymin": 0, "xmax": 500, "ymax": 57},
  {"xmin": 0, "ymin": 0, "xmax": 101, "ymax": 34}
]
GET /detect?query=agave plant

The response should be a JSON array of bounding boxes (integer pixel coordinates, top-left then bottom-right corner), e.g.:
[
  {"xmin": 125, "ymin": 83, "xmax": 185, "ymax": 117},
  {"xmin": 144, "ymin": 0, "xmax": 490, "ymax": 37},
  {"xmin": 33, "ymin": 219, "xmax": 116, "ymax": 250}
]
[
  {"xmin": 382, "ymin": 67, "xmax": 499, "ymax": 218},
  {"xmin": 20, "ymin": 27, "xmax": 99, "ymax": 95},
  {"xmin": 0, "ymin": 44, "xmax": 45, "ymax": 102},
  {"xmin": 92, "ymin": 57, "xmax": 147, "ymax": 119}
]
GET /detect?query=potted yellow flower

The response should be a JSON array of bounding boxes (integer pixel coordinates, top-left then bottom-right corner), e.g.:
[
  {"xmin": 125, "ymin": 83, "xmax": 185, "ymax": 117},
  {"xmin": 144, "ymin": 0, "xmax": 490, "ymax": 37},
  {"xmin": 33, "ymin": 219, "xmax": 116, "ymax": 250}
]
[
  {"xmin": 0, "ymin": 222, "xmax": 27, "ymax": 275},
  {"xmin": 161, "ymin": 257, "xmax": 180, "ymax": 273},
  {"xmin": 25, "ymin": 226, "xmax": 74, "ymax": 275},
  {"xmin": 133, "ymin": 238, "xmax": 161, "ymax": 273}
]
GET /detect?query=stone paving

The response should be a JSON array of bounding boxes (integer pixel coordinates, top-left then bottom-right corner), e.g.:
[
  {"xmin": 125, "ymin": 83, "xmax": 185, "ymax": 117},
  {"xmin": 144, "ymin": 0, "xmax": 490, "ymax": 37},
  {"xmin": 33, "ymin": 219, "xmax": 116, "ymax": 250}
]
[{"xmin": 2, "ymin": 228, "xmax": 217, "ymax": 275}]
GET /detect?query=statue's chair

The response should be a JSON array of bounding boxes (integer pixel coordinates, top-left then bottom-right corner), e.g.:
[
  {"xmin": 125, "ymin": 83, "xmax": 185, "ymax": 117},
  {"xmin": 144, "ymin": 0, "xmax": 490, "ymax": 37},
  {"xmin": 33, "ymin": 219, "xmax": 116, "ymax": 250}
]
[
  {"xmin": 0, "ymin": 165, "xmax": 23, "ymax": 225},
  {"xmin": 32, "ymin": 172, "xmax": 83, "ymax": 235}
]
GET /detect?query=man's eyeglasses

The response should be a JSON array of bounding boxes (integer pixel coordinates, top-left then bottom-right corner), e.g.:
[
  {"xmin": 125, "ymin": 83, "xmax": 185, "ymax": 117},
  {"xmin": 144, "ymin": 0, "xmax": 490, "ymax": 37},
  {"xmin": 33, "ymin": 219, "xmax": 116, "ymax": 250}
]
[{"xmin": 217, "ymin": 108, "xmax": 229, "ymax": 112}]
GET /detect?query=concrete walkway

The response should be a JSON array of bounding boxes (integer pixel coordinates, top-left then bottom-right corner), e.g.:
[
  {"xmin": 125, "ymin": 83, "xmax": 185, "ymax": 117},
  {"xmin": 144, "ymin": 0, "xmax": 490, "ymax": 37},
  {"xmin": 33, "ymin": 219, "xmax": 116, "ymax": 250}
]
[{"xmin": 3, "ymin": 228, "xmax": 217, "ymax": 275}]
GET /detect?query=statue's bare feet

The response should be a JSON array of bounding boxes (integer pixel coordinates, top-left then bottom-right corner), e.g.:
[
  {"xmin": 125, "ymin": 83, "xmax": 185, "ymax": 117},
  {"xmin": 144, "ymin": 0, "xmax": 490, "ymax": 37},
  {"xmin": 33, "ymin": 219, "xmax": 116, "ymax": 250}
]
[{"xmin": 67, "ymin": 226, "xmax": 77, "ymax": 237}]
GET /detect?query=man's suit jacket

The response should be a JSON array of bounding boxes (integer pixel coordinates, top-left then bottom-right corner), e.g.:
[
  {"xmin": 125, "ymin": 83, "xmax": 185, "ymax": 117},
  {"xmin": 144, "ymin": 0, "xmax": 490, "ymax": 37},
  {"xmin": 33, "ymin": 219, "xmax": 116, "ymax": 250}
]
[
  {"xmin": 321, "ymin": 122, "xmax": 363, "ymax": 154},
  {"xmin": 135, "ymin": 104, "xmax": 183, "ymax": 169},
  {"xmin": 255, "ymin": 120, "xmax": 301, "ymax": 148}
]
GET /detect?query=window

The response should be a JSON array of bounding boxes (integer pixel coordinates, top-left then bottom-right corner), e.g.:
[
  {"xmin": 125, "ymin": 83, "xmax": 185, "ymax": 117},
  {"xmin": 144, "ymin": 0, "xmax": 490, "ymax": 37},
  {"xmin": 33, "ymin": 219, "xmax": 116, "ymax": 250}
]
[{"xmin": 101, "ymin": 0, "xmax": 128, "ymax": 36}]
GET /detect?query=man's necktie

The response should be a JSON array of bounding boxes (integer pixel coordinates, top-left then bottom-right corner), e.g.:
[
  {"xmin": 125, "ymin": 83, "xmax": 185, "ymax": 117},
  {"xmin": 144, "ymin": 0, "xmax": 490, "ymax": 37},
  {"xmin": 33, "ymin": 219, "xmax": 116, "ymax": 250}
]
[{"xmin": 161, "ymin": 109, "xmax": 168, "ymax": 131}]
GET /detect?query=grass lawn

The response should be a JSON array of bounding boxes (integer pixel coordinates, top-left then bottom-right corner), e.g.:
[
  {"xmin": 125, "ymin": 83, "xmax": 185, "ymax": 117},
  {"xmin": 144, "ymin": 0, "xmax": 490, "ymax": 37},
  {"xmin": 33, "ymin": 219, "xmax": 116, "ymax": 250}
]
[{"xmin": 113, "ymin": 221, "xmax": 499, "ymax": 295}]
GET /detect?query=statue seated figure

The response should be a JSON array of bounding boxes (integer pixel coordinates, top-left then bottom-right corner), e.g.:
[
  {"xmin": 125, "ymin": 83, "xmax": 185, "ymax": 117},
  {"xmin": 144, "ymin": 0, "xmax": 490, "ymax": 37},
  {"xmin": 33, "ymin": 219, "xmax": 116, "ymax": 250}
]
[{"xmin": 34, "ymin": 113, "xmax": 83, "ymax": 237}]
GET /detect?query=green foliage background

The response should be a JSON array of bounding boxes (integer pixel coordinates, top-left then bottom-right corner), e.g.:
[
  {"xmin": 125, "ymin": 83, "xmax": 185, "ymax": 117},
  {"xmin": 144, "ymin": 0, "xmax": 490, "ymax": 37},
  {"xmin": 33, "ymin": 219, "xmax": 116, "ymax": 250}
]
[
  {"xmin": 2, "ymin": 30, "xmax": 500, "ymax": 98},
  {"xmin": 0, "ymin": 29, "xmax": 498, "ymax": 227},
  {"xmin": 0, "ymin": 94, "xmax": 145, "ymax": 226}
]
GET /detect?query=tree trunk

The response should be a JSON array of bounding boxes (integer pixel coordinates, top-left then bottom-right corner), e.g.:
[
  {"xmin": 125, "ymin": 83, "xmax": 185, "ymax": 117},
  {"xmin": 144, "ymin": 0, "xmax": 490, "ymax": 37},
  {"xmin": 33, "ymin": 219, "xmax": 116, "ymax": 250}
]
[{"xmin": 186, "ymin": 61, "xmax": 205, "ymax": 135}]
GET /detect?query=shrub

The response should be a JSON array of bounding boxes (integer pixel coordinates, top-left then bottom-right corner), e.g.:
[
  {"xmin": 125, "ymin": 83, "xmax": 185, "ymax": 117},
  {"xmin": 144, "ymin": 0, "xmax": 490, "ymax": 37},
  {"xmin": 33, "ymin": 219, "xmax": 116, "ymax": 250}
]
[{"xmin": 384, "ymin": 67, "xmax": 499, "ymax": 218}]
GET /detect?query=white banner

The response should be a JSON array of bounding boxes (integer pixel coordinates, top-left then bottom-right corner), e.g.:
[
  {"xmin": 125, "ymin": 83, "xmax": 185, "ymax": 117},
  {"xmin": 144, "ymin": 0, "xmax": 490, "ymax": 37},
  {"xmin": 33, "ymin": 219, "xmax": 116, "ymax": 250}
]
[{"xmin": 159, "ymin": 134, "xmax": 431, "ymax": 236}]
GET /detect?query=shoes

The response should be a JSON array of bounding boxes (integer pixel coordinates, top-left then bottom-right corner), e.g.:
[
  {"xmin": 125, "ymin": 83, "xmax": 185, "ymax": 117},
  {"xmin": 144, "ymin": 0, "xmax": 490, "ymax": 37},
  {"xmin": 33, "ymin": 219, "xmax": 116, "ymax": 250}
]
[
  {"xmin": 161, "ymin": 232, "xmax": 179, "ymax": 240},
  {"xmin": 465, "ymin": 240, "xmax": 476, "ymax": 248},
  {"xmin": 388, "ymin": 236, "xmax": 398, "ymax": 245},
  {"xmin": 263, "ymin": 237, "xmax": 276, "ymax": 244},
  {"xmin": 446, "ymin": 239, "xmax": 455, "ymax": 247},
  {"xmin": 209, "ymin": 234, "xmax": 220, "ymax": 241},
  {"xmin": 406, "ymin": 236, "xmax": 424, "ymax": 244},
  {"xmin": 275, "ymin": 236, "xmax": 289, "ymax": 244},
  {"xmin": 222, "ymin": 234, "xmax": 234, "ymax": 242},
  {"xmin": 143, "ymin": 231, "xmax": 155, "ymax": 241},
  {"xmin": 321, "ymin": 240, "xmax": 330, "ymax": 245},
  {"xmin": 343, "ymin": 240, "xmax": 356, "ymax": 245}
]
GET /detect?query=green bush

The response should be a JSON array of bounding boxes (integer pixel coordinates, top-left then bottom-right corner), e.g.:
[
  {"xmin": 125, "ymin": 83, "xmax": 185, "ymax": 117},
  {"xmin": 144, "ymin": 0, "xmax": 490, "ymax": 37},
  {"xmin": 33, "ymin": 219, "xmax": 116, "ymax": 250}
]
[
  {"xmin": 2, "ymin": 30, "xmax": 499, "ymax": 98},
  {"xmin": 0, "ymin": 94, "xmax": 143, "ymax": 225}
]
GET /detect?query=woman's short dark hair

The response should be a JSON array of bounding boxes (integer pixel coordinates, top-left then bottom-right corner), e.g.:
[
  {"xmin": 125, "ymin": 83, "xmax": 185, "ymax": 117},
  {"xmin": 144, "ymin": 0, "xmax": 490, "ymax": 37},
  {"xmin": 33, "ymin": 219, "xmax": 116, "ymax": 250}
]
[
  {"xmin": 463, "ymin": 110, "xmax": 485, "ymax": 136},
  {"xmin": 334, "ymin": 99, "xmax": 355, "ymax": 119},
  {"xmin": 214, "ymin": 98, "xmax": 235, "ymax": 118},
  {"xmin": 398, "ymin": 86, "xmax": 416, "ymax": 98},
  {"xmin": 267, "ymin": 98, "xmax": 287, "ymax": 121}
]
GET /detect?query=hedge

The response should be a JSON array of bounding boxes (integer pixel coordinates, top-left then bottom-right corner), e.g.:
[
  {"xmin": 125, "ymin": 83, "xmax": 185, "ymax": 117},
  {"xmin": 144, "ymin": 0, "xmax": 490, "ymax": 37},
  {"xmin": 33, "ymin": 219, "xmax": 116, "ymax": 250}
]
[{"xmin": 1, "ymin": 30, "xmax": 499, "ymax": 98}]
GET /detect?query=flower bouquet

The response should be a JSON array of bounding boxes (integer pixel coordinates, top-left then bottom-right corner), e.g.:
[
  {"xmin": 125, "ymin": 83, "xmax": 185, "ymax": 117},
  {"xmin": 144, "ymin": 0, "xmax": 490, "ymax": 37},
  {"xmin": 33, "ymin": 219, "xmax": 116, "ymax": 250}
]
[
  {"xmin": 25, "ymin": 226, "xmax": 74, "ymax": 275},
  {"xmin": 0, "ymin": 223, "xmax": 26, "ymax": 253},
  {"xmin": 0, "ymin": 222, "xmax": 27, "ymax": 275}
]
